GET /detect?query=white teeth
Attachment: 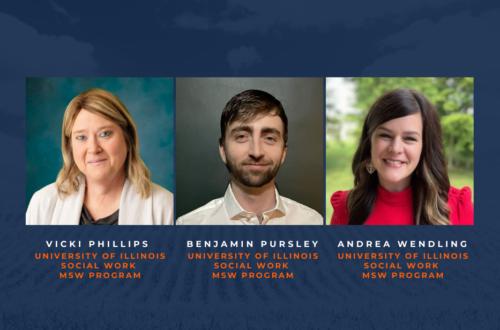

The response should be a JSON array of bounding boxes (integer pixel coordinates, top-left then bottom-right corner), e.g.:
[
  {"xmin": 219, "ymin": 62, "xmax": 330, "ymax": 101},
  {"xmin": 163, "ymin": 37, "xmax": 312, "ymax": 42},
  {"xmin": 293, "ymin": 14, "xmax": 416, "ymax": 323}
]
[{"xmin": 385, "ymin": 159, "xmax": 404, "ymax": 165}]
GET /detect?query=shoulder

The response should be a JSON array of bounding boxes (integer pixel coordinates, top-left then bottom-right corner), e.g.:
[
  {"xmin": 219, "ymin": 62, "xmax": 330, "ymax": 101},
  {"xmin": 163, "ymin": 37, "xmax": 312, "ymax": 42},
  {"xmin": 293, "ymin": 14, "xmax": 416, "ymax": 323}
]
[
  {"xmin": 176, "ymin": 197, "xmax": 225, "ymax": 225},
  {"xmin": 125, "ymin": 181, "xmax": 173, "ymax": 205},
  {"xmin": 279, "ymin": 196, "xmax": 323, "ymax": 225},
  {"xmin": 26, "ymin": 183, "xmax": 60, "ymax": 225},
  {"xmin": 448, "ymin": 186, "xmax": 474, "ymax": 225},
  {"xmin": 330, "ymin": 190, "xmax": 350, "ymax": 225},
  {"xmin": 330, "ymin": 190, "xmax": 349, "ymax": 209},
  {"xmin": 151, "ymin": 183, "xmax": 174, "ymax": 203},
  {"xmin": 28, "ymin": 183, "xmax": 60, "ymax": 208},
  {"xmin": 121, "ymin": 181, "xmax": 174, "ymax": 225},
  {"xmin": 448, "ymin": 186, "xmax": 472, "ymax": 200},
  {"xmin": 150, "ymin": 183, "xmax": 174, "ymax": 225}
]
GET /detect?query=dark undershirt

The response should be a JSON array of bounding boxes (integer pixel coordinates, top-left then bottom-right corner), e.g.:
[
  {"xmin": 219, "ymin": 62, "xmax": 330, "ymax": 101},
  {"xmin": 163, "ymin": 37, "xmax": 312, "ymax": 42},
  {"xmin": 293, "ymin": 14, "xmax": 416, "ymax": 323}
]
[{"xmin": 79, "ymin": 206, "xmax": 119, "ymax": 225}]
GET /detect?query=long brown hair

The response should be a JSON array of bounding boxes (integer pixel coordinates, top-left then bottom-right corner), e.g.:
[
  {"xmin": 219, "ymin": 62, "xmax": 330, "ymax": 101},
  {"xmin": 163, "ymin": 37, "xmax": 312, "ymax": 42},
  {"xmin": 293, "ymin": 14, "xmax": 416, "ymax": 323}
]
[{"xmin": 348, "ymin": 89, "xmax": 450, "ymax": 225}]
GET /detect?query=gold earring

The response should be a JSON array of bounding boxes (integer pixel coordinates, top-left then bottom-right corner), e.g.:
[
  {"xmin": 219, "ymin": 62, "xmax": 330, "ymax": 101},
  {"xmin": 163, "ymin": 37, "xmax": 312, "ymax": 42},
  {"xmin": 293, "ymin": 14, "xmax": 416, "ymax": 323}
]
[{"xmin": 366, "ymin": 163, "xmax": 375, "ymax": 174}]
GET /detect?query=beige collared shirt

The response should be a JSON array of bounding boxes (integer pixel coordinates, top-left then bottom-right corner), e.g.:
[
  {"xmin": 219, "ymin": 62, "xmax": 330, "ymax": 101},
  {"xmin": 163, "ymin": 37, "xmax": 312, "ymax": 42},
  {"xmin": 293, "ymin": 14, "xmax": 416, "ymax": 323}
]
[{"xmin": 176, "ymin": 185, "xmax": 323, "ymax": 225}]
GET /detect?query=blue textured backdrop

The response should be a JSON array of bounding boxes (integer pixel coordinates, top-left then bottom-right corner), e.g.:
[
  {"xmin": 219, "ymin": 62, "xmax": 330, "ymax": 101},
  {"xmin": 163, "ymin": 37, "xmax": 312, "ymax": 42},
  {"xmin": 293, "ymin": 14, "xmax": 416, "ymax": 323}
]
[{"xmin": 0, "ymin": 1, "xmax": 499, "ymax": 329}]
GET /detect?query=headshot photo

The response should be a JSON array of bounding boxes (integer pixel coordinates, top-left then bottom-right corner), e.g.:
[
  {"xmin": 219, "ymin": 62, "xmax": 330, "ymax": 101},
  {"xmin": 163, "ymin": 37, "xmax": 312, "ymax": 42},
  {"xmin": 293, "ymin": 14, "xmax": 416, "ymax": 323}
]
[
  {"xmin": 26, "ymin": 78, "xmax": 174, "ymax": 225},
  {"xmin": 176, "ymin": 78, "xmax": 324, "ymax": 225},
  {"xmin": 326, "ymin": 77, "xmax": 474, "ymax": 225}
]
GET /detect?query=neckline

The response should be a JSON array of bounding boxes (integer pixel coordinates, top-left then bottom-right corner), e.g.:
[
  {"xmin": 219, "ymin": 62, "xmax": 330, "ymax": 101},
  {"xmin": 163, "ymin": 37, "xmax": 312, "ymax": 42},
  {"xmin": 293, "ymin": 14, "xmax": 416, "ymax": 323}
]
[
  {"xmin": 224, "ymin": 184, "xmax": 286, "ymax": 219},
  {"xmin": 377, "ymin": 185, "xmax": 413, "ymax": 206}
]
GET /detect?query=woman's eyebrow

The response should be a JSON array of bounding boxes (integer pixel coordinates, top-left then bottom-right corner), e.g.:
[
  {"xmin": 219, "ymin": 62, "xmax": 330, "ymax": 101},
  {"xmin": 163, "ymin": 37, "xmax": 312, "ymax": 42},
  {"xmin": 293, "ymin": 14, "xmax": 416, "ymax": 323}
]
[
  {"xmin": 72, "ymin": 125, "xmax": 114, "ymax": 134},
  {"xmin": 377, "ymin": 126, "xmax": 421, "ymax": 136}
]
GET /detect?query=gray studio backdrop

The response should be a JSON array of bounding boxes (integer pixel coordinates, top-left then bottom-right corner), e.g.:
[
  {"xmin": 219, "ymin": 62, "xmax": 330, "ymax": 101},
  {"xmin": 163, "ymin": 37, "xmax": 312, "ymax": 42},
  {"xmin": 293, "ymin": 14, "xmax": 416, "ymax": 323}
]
[{"xmin": 175, "ymin": 78, "xmax": 324, "ymax": 220}]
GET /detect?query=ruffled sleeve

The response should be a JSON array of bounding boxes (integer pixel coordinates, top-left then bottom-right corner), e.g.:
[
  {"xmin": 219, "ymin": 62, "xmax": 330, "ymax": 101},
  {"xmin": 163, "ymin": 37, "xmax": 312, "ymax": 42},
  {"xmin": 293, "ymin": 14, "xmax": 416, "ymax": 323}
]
[
  {"xmin": 330, "ymin": 190, "xmax": 349, "ymax": 225},
  {"xmin": 448, "ymin": 186, "xmax": 474, "ymax": 225}
]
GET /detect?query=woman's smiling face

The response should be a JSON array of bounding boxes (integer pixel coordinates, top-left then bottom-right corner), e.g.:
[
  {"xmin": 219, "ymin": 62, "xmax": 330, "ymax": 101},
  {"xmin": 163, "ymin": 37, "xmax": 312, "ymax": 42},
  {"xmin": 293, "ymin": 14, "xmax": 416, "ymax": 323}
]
[
  {"xmin": 71, "ymin": 109, "xmax": 128, "ymax": 184},
  {"xmin": 370, "ymin": 112, "xmax": 423, "ymax": 192}
]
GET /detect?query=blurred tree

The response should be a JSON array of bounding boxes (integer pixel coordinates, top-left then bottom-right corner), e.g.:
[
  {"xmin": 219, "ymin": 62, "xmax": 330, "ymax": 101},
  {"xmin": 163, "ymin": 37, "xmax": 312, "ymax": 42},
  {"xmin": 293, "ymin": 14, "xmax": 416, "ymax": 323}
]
[
  {"xmin": 353, "ymin": 77, "xmax": 473, "ymax": 117},
  {"xmin": 326, "ymin": 97, "xmax": 342, "ymax": 142},
  {"xmin": 441, "ymin": 113, "xmax": 474, "ymax": 169},
  {"xmin": 349, "ymin": 77, "xmax": 474, "ymax": 170}
]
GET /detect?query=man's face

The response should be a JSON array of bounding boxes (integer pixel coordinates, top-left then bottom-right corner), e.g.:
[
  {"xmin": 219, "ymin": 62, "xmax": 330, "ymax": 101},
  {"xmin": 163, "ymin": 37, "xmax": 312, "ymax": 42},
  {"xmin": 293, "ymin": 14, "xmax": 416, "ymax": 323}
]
[{"xmin": 219, "ymin": 114, "xmax": 287, "ymax": 188}]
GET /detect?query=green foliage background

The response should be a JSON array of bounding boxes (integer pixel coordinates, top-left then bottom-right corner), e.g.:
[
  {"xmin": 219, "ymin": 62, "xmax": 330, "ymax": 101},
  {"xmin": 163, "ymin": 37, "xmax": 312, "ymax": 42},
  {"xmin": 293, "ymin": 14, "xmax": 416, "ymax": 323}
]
[{"xmin": 326, "ymin": 78, "xmax": 474, "ymax": 222}]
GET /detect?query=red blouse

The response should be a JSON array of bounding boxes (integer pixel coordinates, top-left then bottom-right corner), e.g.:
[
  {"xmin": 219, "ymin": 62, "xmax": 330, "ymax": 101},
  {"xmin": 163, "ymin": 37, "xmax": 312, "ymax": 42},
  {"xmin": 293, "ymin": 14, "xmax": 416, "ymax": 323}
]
[{"xmin": 330, "ymin": 186, "xmax": 474, "ymax": 225}]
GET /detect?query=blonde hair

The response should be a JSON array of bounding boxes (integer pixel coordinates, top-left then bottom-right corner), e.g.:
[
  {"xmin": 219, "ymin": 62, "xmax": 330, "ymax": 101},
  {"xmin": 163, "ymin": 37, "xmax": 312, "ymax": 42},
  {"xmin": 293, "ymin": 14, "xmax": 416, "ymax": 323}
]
[{"xmin": 56, "ymin": 88, "xmax": 152, "ymax": 198}]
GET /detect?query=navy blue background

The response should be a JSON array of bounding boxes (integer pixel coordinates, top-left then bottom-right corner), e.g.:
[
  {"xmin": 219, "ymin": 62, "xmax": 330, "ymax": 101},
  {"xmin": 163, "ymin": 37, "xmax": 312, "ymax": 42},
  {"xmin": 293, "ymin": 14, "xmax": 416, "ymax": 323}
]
[{"xmin": 1, "ymin": 1, "xmax": 499, "ymax": 329}]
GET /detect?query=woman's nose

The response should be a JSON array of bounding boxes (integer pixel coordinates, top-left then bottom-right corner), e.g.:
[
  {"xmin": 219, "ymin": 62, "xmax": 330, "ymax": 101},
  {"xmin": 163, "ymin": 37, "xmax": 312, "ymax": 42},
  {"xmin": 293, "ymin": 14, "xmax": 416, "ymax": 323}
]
[
  {"xmin": 88, "ymin": 136, "xmax": 102, "ymax": 153},
  {"xmin": 389, "ymin": 137, "xmax": 403, "ymax": 153}
]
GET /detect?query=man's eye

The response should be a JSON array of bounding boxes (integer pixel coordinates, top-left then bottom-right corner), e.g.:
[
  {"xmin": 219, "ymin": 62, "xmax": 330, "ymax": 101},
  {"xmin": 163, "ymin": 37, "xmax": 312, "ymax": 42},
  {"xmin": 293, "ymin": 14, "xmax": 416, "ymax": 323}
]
[
  {"xmin": 235, "ymin": 134, "xmax": 248, "ymax": 141},
  {"xmin": 264, "ymin": 136, "xmax": 277, "ymax": 143}
]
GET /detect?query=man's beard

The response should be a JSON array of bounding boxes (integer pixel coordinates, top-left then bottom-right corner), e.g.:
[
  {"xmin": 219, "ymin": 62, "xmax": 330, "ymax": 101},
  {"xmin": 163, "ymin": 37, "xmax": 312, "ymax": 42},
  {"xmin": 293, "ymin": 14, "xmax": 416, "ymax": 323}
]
[{"xmin": 225, "ymin": 157, "xmax": 281, "ymax": 188}]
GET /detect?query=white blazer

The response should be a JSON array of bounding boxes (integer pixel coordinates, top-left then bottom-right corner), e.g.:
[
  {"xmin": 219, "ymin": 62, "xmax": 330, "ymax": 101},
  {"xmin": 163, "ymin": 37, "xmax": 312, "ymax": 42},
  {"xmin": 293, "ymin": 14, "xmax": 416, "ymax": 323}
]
[{"xmin": 26, "ymin": 179, "xmax": 173, "ymax": 225}]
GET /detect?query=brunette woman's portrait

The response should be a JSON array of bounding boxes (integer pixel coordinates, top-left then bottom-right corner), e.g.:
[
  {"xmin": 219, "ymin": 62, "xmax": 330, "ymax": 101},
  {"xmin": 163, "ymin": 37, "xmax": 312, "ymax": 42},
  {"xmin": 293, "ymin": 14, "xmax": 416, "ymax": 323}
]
[{"xmin": 326, "ymin": 78, "xmax": 473, "ymax": 225}]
